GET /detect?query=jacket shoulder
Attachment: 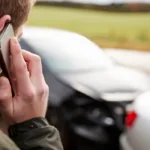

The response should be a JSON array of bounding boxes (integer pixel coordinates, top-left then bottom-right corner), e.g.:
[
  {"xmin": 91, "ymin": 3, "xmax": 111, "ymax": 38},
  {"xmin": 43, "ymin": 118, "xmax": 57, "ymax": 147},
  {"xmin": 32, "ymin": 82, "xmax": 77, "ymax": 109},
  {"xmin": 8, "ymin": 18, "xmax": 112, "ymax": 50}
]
[{"xmin": 0, "ymin": 131, "xmax": 20, "ymax": 150}]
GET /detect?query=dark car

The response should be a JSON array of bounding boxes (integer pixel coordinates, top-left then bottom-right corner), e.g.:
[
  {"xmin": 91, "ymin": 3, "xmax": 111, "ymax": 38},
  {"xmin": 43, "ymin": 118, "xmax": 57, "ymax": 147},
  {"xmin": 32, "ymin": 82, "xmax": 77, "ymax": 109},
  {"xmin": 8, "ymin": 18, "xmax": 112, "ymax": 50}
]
[{"xmin": 20, "ymin": 26, "xmax": 150, "ymax": 150}]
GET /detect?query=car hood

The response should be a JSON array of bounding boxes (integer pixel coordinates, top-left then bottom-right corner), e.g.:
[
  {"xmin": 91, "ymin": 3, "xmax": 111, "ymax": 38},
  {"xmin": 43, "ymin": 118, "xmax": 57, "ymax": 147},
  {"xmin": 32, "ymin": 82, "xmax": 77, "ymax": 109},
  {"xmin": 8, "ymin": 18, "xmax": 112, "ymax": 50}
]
[{"xmin": 58, "ymin": 66, "xmax": 150, "ymax": 102}]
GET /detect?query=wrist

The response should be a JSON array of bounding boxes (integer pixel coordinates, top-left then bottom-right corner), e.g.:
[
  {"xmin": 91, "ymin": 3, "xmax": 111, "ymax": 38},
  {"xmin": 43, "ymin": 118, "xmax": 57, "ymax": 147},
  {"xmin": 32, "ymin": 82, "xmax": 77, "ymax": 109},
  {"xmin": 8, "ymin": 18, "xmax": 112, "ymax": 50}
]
[{"xmin": 8, "ymin": 117, "xmax": 49, "ymax": 138}]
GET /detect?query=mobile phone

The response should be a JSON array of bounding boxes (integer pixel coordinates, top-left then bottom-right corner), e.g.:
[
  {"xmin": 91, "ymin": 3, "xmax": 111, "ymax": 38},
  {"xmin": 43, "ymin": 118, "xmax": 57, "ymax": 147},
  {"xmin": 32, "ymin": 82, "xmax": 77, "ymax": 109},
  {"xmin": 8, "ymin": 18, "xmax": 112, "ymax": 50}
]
[{"xmin": 0, "ymin": 23, "xmax": 15, "ymax": 95}]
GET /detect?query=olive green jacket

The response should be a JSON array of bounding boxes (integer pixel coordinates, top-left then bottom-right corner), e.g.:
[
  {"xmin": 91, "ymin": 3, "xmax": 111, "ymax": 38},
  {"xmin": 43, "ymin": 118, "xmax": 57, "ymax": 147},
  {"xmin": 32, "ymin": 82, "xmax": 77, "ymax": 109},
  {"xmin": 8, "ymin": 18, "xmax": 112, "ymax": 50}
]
[{"xmin": 0, "ymin": 117, "xmax": 63, "ymax": 150}]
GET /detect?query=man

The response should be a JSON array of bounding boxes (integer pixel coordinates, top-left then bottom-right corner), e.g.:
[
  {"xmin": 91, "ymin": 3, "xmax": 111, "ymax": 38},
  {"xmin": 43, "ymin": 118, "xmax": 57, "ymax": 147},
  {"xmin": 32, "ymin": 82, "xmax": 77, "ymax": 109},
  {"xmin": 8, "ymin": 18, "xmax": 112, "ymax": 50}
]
[{"xmin": 0, "ymin": 0, "xmax": 63, "ymax": 150}]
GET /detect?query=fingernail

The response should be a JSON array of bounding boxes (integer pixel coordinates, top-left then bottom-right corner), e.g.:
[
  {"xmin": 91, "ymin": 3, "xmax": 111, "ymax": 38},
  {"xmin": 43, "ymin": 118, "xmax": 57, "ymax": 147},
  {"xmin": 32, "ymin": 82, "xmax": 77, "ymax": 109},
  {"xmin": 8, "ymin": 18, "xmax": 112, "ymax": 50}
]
[
  {"xmin": 10, "ymin": 37, "xmax": 20, "ymax": 48},
  {"xmin": 0, "ymin": 77, "xmax": 8, "ymax": 89},
  {"xmin": 10, "ymin": 37, "xmax": 21, "ymax": 54},
  {"xmin": 10, "ymin": 37, "xmax": 18, "ymax": 44}
]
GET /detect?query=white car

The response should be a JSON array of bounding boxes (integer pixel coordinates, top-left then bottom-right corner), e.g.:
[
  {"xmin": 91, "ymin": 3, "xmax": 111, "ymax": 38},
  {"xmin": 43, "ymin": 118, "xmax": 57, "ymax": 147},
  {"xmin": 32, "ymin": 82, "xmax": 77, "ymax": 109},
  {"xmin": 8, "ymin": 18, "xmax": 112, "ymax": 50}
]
[
  {"xmin": 120, "ymin": 92, "xmax": 150, "ymax": 150},
  {"xmin": 105, "ymin": 49, "xmax": 150, "ymax": 74}
]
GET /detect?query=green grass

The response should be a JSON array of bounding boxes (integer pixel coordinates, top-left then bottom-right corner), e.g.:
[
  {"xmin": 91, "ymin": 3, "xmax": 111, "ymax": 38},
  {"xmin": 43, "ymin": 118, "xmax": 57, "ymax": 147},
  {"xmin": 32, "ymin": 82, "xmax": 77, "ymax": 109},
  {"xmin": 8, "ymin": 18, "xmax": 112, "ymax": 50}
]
[{"xmin": 27, "ymin": 5, "xmax": 150, "ymax": 51}]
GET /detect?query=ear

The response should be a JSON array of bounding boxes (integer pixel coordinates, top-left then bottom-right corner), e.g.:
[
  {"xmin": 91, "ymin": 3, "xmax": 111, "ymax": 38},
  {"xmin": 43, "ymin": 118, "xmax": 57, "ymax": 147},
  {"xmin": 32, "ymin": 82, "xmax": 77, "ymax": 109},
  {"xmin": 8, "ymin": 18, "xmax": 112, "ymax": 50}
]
[{"xmin": 0, "ymin": 15, "xmax": 11, "ymax": 32}]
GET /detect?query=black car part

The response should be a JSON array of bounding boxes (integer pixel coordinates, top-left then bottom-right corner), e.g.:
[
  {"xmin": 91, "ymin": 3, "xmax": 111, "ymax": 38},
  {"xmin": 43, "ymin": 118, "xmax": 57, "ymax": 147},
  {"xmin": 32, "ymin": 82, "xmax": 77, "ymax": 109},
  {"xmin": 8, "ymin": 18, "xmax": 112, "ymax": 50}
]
[{"xmin": 46, "ymin": 91, "xmax": 129, "ymax": 150}]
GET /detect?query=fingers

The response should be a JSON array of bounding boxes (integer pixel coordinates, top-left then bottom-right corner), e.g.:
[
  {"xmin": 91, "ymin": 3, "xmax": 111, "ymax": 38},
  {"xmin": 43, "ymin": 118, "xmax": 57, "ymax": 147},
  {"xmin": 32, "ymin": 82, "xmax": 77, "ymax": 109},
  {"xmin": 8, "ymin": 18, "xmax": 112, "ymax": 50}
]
[
  {"xmin": 22, "ymin": 50, "xmax": 46, "ymax": 94},
  {"xmin": 10, "ymin": 38, "xmax": 32, "ymax": 94},
  {"xmin": 22, "ymin": 50, "xmax": 43, "ymax": 77},
  {"xmin": 0, "ymin": 77, "xmax": 12, "ymax": 113},
  {"xmin": 0, "ymin": 39, "xmax": 49, "ymax": 125},
  {"xmin": 10, "ymin": 39, "xmax": 47, "ymax": 98},
  {"xmin": 9, "ymin": 56, "xmax": 17, "ymax": 94}
]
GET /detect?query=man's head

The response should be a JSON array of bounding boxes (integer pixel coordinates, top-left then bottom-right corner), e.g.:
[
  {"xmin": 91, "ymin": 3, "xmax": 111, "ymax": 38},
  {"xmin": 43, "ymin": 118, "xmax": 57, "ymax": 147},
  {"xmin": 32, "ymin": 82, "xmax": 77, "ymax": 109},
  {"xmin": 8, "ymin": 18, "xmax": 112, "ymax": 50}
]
[{"xmin": 0, "ymin": 0, "xmax": 36, "ymax": 38}]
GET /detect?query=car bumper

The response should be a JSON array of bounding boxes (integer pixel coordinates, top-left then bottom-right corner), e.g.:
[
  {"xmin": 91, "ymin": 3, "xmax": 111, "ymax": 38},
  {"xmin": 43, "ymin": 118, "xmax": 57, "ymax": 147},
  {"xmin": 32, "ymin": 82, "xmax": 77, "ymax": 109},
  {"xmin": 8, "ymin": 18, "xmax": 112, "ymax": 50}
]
[{"xmin": 120, "ymin": 134, "xmax": 133, "ymax": 150}]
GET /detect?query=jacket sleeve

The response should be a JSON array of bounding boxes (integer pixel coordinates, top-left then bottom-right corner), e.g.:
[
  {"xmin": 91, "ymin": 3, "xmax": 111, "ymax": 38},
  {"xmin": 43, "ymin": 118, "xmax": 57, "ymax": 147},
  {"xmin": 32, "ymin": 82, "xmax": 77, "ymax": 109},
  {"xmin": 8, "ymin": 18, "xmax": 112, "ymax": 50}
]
[{"xmin": 8, "ymin": 117, "xmax": 64, "ymax": 150}]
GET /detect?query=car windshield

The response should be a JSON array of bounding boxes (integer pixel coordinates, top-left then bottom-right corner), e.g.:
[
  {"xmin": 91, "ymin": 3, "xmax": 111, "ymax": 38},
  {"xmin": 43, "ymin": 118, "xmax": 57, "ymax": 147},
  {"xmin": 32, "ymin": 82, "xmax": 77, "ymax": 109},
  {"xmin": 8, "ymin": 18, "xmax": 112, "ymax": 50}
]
[{"xmin": 23, "ymin": 29, "xmax": 113, "ymax": 72}]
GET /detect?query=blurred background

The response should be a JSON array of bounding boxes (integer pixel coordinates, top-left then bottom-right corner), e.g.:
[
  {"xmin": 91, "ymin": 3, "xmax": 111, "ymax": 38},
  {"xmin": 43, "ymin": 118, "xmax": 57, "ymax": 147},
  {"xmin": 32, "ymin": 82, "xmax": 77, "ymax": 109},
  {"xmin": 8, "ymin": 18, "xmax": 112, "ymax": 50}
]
[
  {"xmin": 26, "ymin": 0, "xmax": 150, "ymax": 74},
  {"xmin": 22, "ymin": 1, "xmax": 150, "ymax": 150},
  {"xmin": 28, "ymin": 0, "xmax": 150, "ymax": 51}
]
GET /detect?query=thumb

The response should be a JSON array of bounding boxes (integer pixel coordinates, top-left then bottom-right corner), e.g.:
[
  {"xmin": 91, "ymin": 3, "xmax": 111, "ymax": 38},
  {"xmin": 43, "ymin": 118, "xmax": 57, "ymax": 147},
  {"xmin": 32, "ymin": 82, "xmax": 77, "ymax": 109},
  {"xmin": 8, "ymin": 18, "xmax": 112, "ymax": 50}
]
[{"xmin": 0, "ymin": 77, "xmax": 12, "ymax": 112}]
